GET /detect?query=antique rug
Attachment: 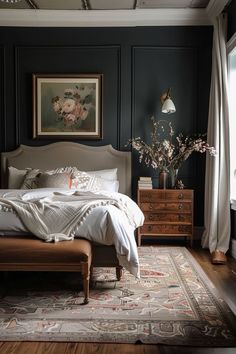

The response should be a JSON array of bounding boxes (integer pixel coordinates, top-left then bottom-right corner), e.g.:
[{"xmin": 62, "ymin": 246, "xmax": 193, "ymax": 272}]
[{"xmin": 0, "ymin": 246, "xmax": 236, "ymax": 346}]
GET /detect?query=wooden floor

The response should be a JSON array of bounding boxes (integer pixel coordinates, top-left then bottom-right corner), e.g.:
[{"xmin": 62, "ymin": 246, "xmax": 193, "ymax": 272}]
[{"xmin": 1, "ymin": 242, "xmax": 236, "ymax": 354}]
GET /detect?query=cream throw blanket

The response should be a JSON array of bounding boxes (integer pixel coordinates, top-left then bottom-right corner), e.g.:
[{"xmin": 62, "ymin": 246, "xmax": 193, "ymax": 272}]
[{"xmin": 0, "ymin": 191, "xmax": 137, "ymax": 242}]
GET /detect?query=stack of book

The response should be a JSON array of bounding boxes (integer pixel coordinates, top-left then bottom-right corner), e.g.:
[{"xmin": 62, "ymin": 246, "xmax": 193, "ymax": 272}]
[{"xmin": 138, "ymin": 176, "xmax": 152, "ymax": 189}]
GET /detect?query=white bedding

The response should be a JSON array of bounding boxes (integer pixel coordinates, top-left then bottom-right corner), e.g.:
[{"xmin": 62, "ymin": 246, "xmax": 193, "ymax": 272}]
[{"xmin": 0, "ymin": 189, "xmax": 144, "ymax": 278}]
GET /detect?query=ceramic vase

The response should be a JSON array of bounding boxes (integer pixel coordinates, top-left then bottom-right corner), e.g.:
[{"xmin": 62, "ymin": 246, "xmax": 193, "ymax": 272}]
[{"xmin": 159, "ymin": 171, "xmax": 168, "ymax": 189}]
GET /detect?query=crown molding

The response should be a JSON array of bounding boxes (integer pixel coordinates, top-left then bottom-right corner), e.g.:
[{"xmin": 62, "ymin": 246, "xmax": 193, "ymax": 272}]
[
  {"xmin": 0, "ymin": 8, "xmax": 211, "ymax": 27},
  {"xmin": 206, "ymin": 0, "xmax": 230, "ymax": 19}
]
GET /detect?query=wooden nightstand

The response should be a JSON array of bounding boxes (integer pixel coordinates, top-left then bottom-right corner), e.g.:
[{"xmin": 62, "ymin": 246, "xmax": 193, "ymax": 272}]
[{"xmin": 137, "ymin": 188, "xmax": 194, "ymax": 247}]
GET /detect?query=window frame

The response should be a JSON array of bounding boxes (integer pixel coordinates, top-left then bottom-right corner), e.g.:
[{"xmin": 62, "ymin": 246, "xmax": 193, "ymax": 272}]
[{"xmin": 227, "ymin": 33, "xmax": 236, "ymax": 200}]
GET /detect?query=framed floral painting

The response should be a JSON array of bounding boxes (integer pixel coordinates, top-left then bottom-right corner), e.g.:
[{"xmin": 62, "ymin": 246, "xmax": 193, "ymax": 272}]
[{"xmin": 33, "ymin": 74, "xmax": 103, "ymax": 139}]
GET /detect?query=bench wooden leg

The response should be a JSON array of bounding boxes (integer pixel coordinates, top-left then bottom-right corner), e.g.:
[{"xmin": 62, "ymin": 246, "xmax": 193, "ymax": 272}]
[
  {"xmin": 81, "ymin": 262, "xmax": 90, "ymax": 305},
  {"xmin": 90, "ymin": 265, "xmax": 93, "ymax": 281},
  {"xmin": 116, "ymin": 266, "xmax": 123, "ymax": 281}
]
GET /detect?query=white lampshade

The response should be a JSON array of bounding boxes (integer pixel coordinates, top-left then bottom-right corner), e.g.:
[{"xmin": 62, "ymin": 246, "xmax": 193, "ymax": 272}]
[{"xmin": 161, "ymin": 97, "xmax": 176, "ymax": 114}]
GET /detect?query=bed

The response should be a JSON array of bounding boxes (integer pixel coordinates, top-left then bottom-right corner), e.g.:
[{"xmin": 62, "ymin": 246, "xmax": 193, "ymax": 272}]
[{"xmin": 0, "ymin": 142, "xmax": 143, "ymax": 304}]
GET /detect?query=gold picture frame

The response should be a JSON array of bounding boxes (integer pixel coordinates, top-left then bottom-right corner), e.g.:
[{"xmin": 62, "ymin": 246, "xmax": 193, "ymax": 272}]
[{"xmin": 33, "ymin": 74, "xmax": 103, "ymax": 139}]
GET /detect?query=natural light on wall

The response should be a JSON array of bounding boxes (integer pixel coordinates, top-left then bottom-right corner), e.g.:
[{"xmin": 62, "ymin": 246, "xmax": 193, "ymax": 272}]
[{"xmin": 228, "ymin": 46, "xmax": 236, "ymax": 200}]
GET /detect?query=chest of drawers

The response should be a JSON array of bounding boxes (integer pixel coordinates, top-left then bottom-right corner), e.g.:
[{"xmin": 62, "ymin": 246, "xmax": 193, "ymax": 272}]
[{"xmin": 137, "ymin": 188, "xmax": 194, "ymax": 246}]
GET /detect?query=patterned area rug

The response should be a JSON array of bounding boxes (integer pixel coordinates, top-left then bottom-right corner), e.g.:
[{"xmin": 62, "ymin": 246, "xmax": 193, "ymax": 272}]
[{"xmin": 0, "ymin": 246, "xmax": 236, "ymax": 346}]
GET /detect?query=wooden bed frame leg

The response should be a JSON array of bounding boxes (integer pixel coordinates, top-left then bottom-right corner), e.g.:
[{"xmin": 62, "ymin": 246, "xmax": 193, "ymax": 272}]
[
  {"xmin": 0, "ymin": 271, "xmax": 8, "ymax": 299},
  {"xmin": 81, "ymin": 262, "xmax": 90, "ymax": 305},
  {"xmin": 0, "ymin": 272, "xmax": 9, "ymax": 298},
  {"xmin": 116, "ymin": 266, "xmax": 123, "ymax": 281}
]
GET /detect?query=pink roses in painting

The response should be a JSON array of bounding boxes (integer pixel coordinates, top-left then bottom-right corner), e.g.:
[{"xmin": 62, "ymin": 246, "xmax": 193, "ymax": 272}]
[{"xmin": 52, "ymin": 86, "xmax": 91, "ymax": 129}]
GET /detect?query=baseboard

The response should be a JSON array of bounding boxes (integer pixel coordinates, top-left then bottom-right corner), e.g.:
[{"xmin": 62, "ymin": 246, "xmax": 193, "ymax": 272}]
[{"xmin": 231, "ymin": 239, "xmax": 236, "ymax": 259}]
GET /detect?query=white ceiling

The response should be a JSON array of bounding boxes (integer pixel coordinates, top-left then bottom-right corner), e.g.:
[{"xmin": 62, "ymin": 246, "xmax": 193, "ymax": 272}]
[
  {"xmin": 0, "ymin": 0, "xmax": 229, "ymax": 26},
  {"xmin": 0, "ymin": 0, "xmax": 211, "ymax": 10}
]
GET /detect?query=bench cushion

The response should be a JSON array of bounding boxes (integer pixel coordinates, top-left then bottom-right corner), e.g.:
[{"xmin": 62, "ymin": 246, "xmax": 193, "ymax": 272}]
[{"xmin": 0, "ymin": 236, "xmax": 92, "ymax": 264}]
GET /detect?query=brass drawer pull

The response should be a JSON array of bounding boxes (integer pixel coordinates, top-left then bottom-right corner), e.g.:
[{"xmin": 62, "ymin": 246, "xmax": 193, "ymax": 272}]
[
  {"xmin": 178, "ymin": 193, "xmax": 184, "ymax": 199},
  {"xmin": 149, "ymin": 215, "xmax": 153, "ymax": 220},
  {"xmin": 178, "ymin": 204, "xmax": 183, "ymax": 210},
  {"xmin": 149, "ymin": 204, "xmax": 153, "ymax": 210},
  {"xmin": 148, "ymin": 225, "xmax": 153, "ymax": 231}
]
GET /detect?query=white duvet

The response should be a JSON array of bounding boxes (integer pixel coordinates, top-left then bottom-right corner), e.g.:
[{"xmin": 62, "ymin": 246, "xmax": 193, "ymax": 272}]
[{"xmin": 0, "ymin": 189, "xmax": 144, "ymax": 277}]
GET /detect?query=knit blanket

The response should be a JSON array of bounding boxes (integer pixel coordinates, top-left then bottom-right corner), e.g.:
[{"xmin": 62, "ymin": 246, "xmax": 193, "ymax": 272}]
[{"xmin": 0, "ymin": 191, "xmax": 138, "ymax": 242}]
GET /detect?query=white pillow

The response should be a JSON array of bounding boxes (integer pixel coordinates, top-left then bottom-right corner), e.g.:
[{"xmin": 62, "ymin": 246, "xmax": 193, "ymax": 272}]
[
  {"xmin": 96, "ymin": 178, "xmax": 119, "ymax": 192},
  {"xmin": 86, "ymin": 168, "xmax": 118, "ymax": 181},
  {"xmin": 8, "ymin": 166, "xmax": 27, "ymax": 189}
]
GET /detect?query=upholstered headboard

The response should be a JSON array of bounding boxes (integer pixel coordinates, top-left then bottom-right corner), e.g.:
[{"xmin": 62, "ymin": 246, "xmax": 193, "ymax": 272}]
[{"xmin": 1, "ymin": 142, "xmax": 131, "ymax": 196}]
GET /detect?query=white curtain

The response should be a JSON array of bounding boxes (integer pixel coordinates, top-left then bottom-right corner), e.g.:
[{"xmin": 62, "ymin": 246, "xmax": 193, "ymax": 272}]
[{"xmin": 201, "ymin": 13, "xmax": 230, "ymax": 254}]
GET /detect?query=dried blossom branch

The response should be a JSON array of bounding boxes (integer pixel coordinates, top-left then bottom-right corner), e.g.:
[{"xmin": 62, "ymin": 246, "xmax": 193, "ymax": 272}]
[{"xmin": 127, "ymin": 118, "xmax": 216, "ymax": 172}]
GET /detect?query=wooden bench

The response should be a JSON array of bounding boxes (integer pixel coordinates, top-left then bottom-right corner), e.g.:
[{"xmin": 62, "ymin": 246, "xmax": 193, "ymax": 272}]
[{"xmin": 0, "ymin": 236, "xmax": 92, "ymax": 304}]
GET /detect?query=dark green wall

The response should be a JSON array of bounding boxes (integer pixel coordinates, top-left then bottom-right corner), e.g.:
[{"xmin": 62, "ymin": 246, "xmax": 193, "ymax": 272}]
[{"xmin": 0, "ymin": 26, "xmax": 213, "ymax": 225}]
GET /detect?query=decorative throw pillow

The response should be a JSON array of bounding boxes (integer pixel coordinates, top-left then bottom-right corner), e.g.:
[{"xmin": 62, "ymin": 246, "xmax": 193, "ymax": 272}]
[
  {"xmin": 20, "ymin": 168, "xmax": 41, "ymax": 189},
  {"xmin": 47, "ymin": 166, "xmax": 78, "ymax": 176},
  {"xmin": 71, "ymin": 170, "xmax": 100, "ymax": 191},
  {"xmin": 19, "ymin": 166, "xmax": 119, "ymax": 192},
  {"xmin": 38, "ymin": 172, "xmax": 71, "ymax": 189},
  {"xmin": 8, "ymin": 166, "xmax": 28, "ymax": 189},
  {"xmin": 20, "ymin": 166, "xmax": 78, "ymax": 190}
]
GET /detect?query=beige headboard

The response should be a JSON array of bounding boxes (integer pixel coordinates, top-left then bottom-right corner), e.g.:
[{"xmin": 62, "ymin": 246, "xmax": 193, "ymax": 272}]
[{"xmin": 1, "ymin": 142, "xmax": 131, "ymax": 196}]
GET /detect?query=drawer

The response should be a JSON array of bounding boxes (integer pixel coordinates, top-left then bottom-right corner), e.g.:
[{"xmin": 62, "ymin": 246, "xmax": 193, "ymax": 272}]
[
  {"xmin": 143, "ymin": 212, "xmax": 192, "ymax": 223},
  {"xmin": 139, "ymin": 190, "xmax": 165, "ymax": 202},
  {"xmin": 140, "ymin": 224, "xmax": 192, "ymax": 235},
  {"xmin": 165, "ymin": 190, "xmax": 193, "ymax": 201},
  {"xmin": 140, "ymin": 202, "xmax": 192, "ymax": 212},
  {"xmin": 139, "ymin": 189, "xmax": 193, "ymax": 202}
]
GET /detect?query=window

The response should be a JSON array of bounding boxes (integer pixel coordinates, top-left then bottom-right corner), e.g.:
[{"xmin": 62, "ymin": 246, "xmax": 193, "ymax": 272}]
[{"xmin": 228, "ymin": 34, "xmax": 236, "ymax": 200}]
